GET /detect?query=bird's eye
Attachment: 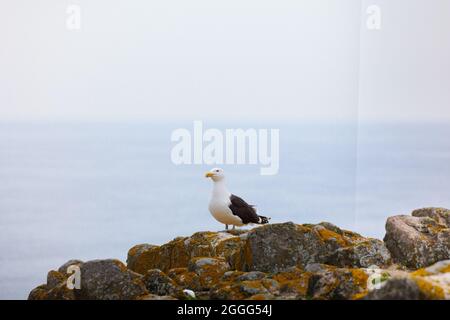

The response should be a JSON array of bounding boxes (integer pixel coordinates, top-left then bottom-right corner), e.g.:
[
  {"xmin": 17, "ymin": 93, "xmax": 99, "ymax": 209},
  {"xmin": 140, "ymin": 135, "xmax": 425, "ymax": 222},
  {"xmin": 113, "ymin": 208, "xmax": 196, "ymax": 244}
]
[{"xmin": 215, "ymin": 170, "xmax": 219, "ymax": 172}]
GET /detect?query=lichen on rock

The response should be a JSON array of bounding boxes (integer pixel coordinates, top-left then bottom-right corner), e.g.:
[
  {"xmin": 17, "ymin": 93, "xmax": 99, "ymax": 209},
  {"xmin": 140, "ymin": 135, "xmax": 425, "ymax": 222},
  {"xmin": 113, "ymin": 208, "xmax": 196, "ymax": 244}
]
[
  {"xmin": 235, "ymin": 222, "xmax": 391, "ymax": 272},
  {"xmin": 384, "ymin": 208, "xmax": 450, "ymax": 269},
  {"xmin": 28, "ymin": 211, "xmax": 450, "ymax": 300}
]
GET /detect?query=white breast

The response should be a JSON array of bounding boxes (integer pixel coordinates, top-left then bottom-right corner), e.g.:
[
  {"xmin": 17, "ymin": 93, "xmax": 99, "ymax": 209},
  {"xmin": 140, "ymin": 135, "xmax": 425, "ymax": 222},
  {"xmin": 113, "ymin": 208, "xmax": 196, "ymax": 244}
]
[{"xmin": 208, "ymin": 196, "xmax": 244, "ymax": 226}]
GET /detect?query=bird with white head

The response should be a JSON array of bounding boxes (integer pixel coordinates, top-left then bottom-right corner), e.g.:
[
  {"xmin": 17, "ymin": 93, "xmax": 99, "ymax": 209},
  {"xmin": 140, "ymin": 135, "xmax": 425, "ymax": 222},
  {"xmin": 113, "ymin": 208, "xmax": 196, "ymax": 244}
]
[{"xmin": 205, "ymin": 168, "xmax": 270, "ymax": 230}]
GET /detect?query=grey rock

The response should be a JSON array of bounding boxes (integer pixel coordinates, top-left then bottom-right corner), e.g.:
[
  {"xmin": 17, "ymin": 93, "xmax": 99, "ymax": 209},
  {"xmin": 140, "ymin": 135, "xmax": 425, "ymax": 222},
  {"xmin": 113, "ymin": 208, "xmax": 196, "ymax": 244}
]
[
  {"xmin": 143, "ymin": 269, "xmax": 179, "ymax": 296},
  {"xmin": 188, "ymin": 257, "xmax": 230, "ymax": 275},
  {"xmin": 238, "ymin": 222, "xmax": 390, "ymax": 272},
  {"xmin": 363, "ymin": 278, "xmax": 422, "ymax": 300},
  {"xmin": 46, "ymin": 270, "xmax": 66, "ymax": 289},
  {"xmin": 236, "ymin": 271, "xmax": 266, "ymax": 282},
  {"xmin": 78, "ymin": 259, "xmax": 148, "ymax": 300},
  {"xmin": 239, "ymin": 282, "xmax": 269, "ymax": 296},
  {"xmin": 306, "ymin": 265, "xmax": 367, "ymax": 300},
  {"xmin": 328, "ymin": 239, "xmax": 392, "ymax": 268},
  {"xmin": 384, "ymin": 210, "xmax": 450, "ymax": 269},
  {"xmin": 412, "ymin": 207, "xmax": 450, "ymax": 227},
  {"xmin": 57, "ymin": 259, "xmax": 83, "ymax": 274}
]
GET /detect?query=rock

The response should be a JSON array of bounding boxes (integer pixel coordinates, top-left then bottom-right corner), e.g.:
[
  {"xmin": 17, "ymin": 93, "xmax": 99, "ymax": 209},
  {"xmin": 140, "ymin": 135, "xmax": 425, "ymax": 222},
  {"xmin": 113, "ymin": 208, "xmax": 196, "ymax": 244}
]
[
  {"xmin": 210, "ymin": 263, "xmax": 369, "ymax": 300},
  {"xmin": 188, "ymin": 257, "xmax": 230, "ymax": 289},
  {"xmin": 412, "ymin": 208, "xmax": 450, "ymax": 227},
  {"xmin": 57, "ymin": 259, "xmax": 83, "ymax": 274},
  {"xmin": 364, "ymin": 260, "xmax": 450, "ymax": 300},
  {"xmin": 236, "ymin": 223, "xmax": 338, "ymax": 272},
  {"xmin": 384, "ymin": 209, "xmax": 450, "ymax": 269},
  {"xmin": 210, "ymin": 278, "xmax": 279, "ymax": 300},
  {"xmin": 236, "ymin": 271, "xmax": 266, "ymax": 282},
  {"xmin": 127, "ymin": 222, "xmax": 391, "ymax": 276},
  {"xmin": 127, "ymin": 232, "xmax": 243, "ymax": 274},
  {"xmin": 247, "ymin": 293, "xmax": 278, "ymax": 300},
  {"xmin": 238, "ymin": 281, "xmax": 271, "ymax": 296},
  {"xmin": 138, "ymin": 294, "xmax": 178, "ymax": 300},
  {"xmin": 28, "ymin": 217, "xmax": 450, "ymax": 300},
  {"xmin": 236, "ymin": 222, "xmax": 391, "ymax": 273},
  {"xmin": 127, "ymin": 244, "xmax": 158, "ymax": 272},
  {"xmin": 328, "ymin": 239, "xmax": 392, "ymax": 268},
  {"xmin": 28, "ymin": 269, "xmax": 77, "ymax": 301},
  {"xmin": 142, "ymin": 269, "xmax": 180, "ymax": 296},
  {"xmin": 306, "ymin": 264, "xmax": 369, "ymax": 300},
  {"xmin": 46, "ymin": 270, "xmax": 66, "ymax": 289},
  {"xmin": 78, "ymin": 259, "xmax": 148, "ymax": 300},
  {"xmin": 221, "ymin": 270, "xmax": 245, "ymax": 282},
  {"xmin": 305, "ymin": 264, "xmax": 369, "ymax": 300},
  {"xmin": 363, "ymin": 278, "xmax": 423, "ymax": 300},
  {"xmin": 167, "ymin": 267, "xmax": 203, "ymax": 292},
  {"xmin": 28, "ymin": 283, "xmax": 77, "ymax": 300},
  {"xmin": 270, "ymin": 267, "xmax": 312, "ymax": 298},
  {"xmin": 410, "ymin": 260, "xmax": 450, "ymax": 299},
  {"xmin": 28, "ymin": 285, "xmax": 51, "ymax": 300},
  {"xmin": 28, "ymin": 268, "xmax": 78, "ymax": 300},
  {"xmin": 210, "ymin": 268, "xmax": 313, "ymax": 300}
]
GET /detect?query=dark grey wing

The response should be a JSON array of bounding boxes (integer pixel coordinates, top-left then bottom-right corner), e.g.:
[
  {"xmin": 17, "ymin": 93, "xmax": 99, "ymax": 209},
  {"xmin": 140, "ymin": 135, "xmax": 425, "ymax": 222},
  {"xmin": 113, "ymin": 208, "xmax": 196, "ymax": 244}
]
[{"xmin": 229, "ymin": 194, "xmax": 260, "ymax": 224}]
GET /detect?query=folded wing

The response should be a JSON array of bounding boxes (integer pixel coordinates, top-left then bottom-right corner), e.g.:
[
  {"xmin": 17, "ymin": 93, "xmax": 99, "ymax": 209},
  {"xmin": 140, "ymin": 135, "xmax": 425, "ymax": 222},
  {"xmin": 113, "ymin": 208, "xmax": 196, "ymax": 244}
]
[{"xmin": 229, "ymin": 194, "xmax": 261, "ymax": 224}]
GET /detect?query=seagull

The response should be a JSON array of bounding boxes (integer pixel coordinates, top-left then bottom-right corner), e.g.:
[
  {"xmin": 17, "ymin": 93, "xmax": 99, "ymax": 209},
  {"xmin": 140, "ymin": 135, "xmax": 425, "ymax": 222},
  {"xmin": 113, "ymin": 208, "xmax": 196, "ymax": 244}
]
[{"xmin": 205, "ymin": 168, "xmax": 270, "ymax": 230}]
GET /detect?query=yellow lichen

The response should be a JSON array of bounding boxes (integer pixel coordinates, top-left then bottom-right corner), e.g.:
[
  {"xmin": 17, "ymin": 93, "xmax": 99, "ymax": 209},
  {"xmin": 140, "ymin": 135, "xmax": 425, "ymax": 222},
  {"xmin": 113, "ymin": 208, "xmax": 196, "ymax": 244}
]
[
  {"xmin": 167, "ymin": 267, "xmax": 201, "ymax": 290},
  {"xmin": 411, "ymin": 268, "xmax": 431, "ymax": 277},
  {"xmin": 413, "ymin": 278, "xmax": 445, "ymax": 300},
  {"xmin": 315, "ymin": 228, "xmax": 349, "ymax": 247},
  {"xmin": 441, "ymin": 265, "xmax": 450, "ymax": 273},
  {"xmin": 215, "ymin": 237, "xmax": 242, "ymax": 257},
  {"xmin": 234, "ymin": 241, "xmax": 254, "ymax": 271},
  {"xmin": 350, "ymin": 269, "xmax": 369, "ymax": 288}
]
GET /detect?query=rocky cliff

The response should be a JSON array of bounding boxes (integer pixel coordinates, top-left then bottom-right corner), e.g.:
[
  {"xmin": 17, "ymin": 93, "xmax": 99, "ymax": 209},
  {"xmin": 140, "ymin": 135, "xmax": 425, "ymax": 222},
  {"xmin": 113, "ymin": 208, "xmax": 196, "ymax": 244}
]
[{"xmin": 29, "ymin": 207, "xmax": 450, "ymax": 300}]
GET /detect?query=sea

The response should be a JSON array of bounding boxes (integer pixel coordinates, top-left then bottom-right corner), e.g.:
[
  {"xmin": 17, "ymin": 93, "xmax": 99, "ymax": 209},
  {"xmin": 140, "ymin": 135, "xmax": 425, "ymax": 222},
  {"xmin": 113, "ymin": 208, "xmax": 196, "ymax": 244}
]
[{"xmin": 1, "ymin": 120, "xmax": 449, "ymax": 299}]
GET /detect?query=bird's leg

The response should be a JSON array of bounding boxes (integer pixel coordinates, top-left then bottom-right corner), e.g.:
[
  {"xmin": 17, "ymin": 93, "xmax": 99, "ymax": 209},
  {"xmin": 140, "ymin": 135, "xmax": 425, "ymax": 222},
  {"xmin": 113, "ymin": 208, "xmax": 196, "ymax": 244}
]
[
  {"xmin": 225, "ymin": 224, "xmax": 228, "ymax": 230},
  {"xmin": 232, "ymin": 225, "xmax": 236, "ymax": 230}
]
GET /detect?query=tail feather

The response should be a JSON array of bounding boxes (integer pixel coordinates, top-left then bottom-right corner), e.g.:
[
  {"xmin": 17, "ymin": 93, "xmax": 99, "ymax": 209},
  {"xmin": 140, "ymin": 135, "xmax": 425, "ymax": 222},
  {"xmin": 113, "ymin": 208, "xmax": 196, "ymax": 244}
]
[{"xmin": 258, "ymin": 215, "xmax": 270, "ymax": 224}]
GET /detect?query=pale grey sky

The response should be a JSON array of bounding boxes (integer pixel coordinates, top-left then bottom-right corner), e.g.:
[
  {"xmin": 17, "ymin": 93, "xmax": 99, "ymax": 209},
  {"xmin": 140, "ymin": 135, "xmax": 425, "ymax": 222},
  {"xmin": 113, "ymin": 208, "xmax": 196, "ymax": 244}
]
[
  {"xmin": 0, "ymin": 0, "xmax": 448, "ymax": 121},
  {"xmin": 359, "ymin": 0, "xmax": 450, "ymax": 122}
]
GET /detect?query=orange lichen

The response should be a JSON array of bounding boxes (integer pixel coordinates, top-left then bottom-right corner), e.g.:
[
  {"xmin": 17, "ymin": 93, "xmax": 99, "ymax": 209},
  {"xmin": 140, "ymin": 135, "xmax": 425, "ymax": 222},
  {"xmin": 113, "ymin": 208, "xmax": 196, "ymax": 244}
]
[
  {"xmin": 350, "ymin": 269, "xmax": 369, "ymax": 288},
  {"xmin": 167, "ymin": 267, "xmax": 201, "ymax": 291},
  {"xmin": 441, "ymin": 265, "xmax": 450, "ymax": 273},
  {"xmin": 296, "ymin": 224, "xmax": 313, "ymax": 233},
  {"xmin": 413, "ymin": 278, "xmax": 445, "ymax": 300},
  {"xmin": 192, "ymin": 262, "xmax": 229, "ymax": 288},
  {"xmin": 271, "ymin": 267, "xmax": 305, "ymax": 282},
  {"xmin": 270, "ymin": 267, "xmax": 311, "ymax": 297},
  {"xmin": 233, "ymin": 240, "xmax": 254, "ymax": 271},
  {"xmin": 215, "ymin": 237, "xmax": 242, "ymax": 257},
  {"xmin": 315, "ymin": 228, "xmax": 349, "ymax": 247},
  {"xmin": 411, "ymin": 268, "xmax": 431, "ymax": 277},
  {"xmin": 112, "ymin": 260, "xmax": 129, "ymax": 272},
  {"xmin": 28, "ymin": 285, "xmax": 50, "ymax": 300},
  {"xmin": 47, "ymin": 270, "xmax": 66, "ymax": 285}
]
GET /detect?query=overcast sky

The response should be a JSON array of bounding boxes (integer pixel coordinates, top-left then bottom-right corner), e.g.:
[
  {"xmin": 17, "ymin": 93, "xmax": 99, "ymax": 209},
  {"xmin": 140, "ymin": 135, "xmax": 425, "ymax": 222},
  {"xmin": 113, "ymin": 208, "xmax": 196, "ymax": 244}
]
[{"xmin": 0, "ymin": 0, "xmax": 448, "ymax": 122}]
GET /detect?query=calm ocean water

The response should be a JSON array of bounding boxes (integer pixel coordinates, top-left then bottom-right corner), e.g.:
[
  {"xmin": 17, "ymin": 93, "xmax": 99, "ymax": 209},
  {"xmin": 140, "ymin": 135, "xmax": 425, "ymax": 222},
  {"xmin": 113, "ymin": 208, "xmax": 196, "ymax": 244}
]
[{"xmin": 1, "ymin": 121, "xmax": 449, "ymax": 299}]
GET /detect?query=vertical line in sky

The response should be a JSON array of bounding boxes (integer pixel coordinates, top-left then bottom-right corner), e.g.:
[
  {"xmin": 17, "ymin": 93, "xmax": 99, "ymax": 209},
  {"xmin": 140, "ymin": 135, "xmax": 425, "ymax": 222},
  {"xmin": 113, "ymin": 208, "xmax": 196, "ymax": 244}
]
[{"xmin": 353, "ymin": 0, "xmax": 365, "ymax": 232}]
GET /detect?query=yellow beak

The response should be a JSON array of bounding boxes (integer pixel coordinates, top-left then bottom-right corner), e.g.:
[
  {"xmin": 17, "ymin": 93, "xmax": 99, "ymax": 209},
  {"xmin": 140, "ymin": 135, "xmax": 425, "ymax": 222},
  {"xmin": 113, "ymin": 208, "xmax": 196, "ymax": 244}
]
[{"xmin": 205, "ymin": 172, "xmax": 214, "ymax": 178}]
